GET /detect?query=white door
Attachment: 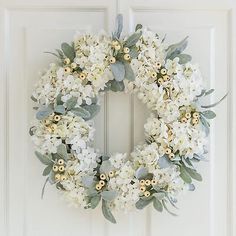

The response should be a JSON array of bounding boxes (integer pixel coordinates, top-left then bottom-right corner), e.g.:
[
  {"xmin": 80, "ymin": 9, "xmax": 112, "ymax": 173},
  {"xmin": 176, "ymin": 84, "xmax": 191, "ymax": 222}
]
[{"xmin": 0, "ymin": 0, "xmax": 235, "ymax": 236}]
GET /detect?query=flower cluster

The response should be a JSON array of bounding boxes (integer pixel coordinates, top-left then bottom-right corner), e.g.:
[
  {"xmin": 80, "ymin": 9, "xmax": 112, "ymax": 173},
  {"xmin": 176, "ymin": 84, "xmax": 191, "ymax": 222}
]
[{"xmin": 30, "ymin": 15, "xmax": 223, "ymax": 223}]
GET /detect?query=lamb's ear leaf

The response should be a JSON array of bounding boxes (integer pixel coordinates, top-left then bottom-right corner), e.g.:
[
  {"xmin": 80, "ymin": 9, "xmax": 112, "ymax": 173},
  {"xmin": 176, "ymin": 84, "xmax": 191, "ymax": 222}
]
[
  {"xmin": 35, "ymin": 151, "xmax": 53, "ymax": 165},
  {"xmin": 179, "ymin": 165, "xmax": 192, "ymax": 184},
  {"xmin": 111, "ymin": 61, "xmax": 125, "ymax": 82},
  {"xmin": 100, "ymin": 160, "xmax": 112, "ymax": 174},
  {"xmin": 61, "ymin": 42, "xmax": 75, "ymax": 61},
  {"xmin": 124, "ymin": 62, "xmax": 135, "ymax": 81},
  {"xmin": 43, "ymin": 165, "xmax": 52, "ymax": 176},
  {"xmin": 158, "ymin": 155, "xmax": 172, "ymax": 169},
  {"xmin": 201, "ymin": 110, "xmax": 216, "ymax": 119},
  {"xmin": 82, "ymin": 175, "xmax": 95, "ymax": 188},
  {"xmin": 135, "ymin": 198, "xmax": 153, "ymax": 210},
  {"xmin": 170, "ymin": 54, "xmax": 192, "ymax": 64},
  {"xmin": 135, "ymin": 24, "xmax": 142, "ymax": 31},
  {"xmin": 125, "ymin": 31, "xmax": 142, "ymax": 47},
  {"xmin": 113, "ymin": 14, "xmax": 123, "ymax": 39},
  {"xmin": 71, "ymin": 107, "xmax": 91, "ymax": 119},
  {"xmin": 153, "ymin": 198, "xmax": 163, "ymax": 212},
  {"xmin": 82, "ymin": 104, "xmax": 100, "ymax": 120},
  {"xmin": 65, "ymin": 97, "xmax": 77, "ymax": 110},
  {"xmin": 200, "ymin": 115, "xmax": 210, "ymax": 136},
  {"xmin": 90, "ymin": 195, "xmax": 101, "ymax": 209},
  {"xmin": 54, "ymin": 105, "xmax": 65, "ymax": 114},
  {"xmin": 110, "ymin": 80, "xmax": 125, "ymax": 92},
  {"xmin": 102, "ymin": 200, "xmax": 116, "ymax": 223},
  {"xmin": 135, "ymin": 166, "xmax": 148, "ymax": 179},
  {"xmin": 36, "ymin": 106, "xmax": 53, "ymax": 120},
  {"xmin": 101, "ymin": 191, "xmax": 118, "ymax": 201},
  {"xmin": 57, "ymin": 144, "xmax": 68, "ymax": 160},
  {"xmin": 56, "ymin": 93, "xmax": 63, "ymax": 105},
  {"xmin": 184, "ymin": 166, "xmax": 202, "ymax": 181},
  {"xmin": 166, "ymin": 36, "xmax": 188, "ymax": 59}
]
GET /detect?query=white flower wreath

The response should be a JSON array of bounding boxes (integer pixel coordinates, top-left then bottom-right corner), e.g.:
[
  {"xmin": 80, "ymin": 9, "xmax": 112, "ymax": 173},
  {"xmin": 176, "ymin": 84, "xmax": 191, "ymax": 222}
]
[{"xmin": 29, "ymin": 15, "xmax": 226, "ymax": 223}]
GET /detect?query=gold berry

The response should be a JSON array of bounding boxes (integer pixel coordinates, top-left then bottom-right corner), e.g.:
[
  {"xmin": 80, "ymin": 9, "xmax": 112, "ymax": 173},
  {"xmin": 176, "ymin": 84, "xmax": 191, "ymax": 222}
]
[
  {"xmin": 64, "ymin": 58, "xmax": 70, "ymax": 65},
  {"xmin": 55, "ymin": 173, "xmax": 61, "ymax": 181},
  {"xmin": 161, "ymin": 68, "xmax": 167, "ymax": 75},
  {"xmin": 52, "ymin": 165, "xmax": 59, "ymax": 172},
  {"xmin": 144, "ymin": 191, "xmax": 151, "ymax": 197},
  {"xmin": 57, "ymin": 159, "xmax": 65, "ymax": 165},
  {"xmin": 71, "ymin": 62, "xmax": 77, "ymax": 69},
  {"xmin": 79, "ymin": 73, "xmax": 86, "ymax": 80},
  {"xmin": 169, "ymin": 153, "xmax": 175, "ymax": 159},
  {"xmin": 50, "ymin": 124, "xmax": 57, "ymax": 132},
  {"xmin": 165, "ymin": 148, "xmax": 172, "ymax": 155},
  {"xmin": 108, "ymin": 171, "xmax": 115, "ymax": 178},
  {"xmin": 53, "ymin": 115, "xmax": 61, "ymax": 122},
  {"xmin": 193, "ymin": 112, "xmax": 200, "ymax": 118},
  {"xmin": 111, "ymin": 40, "xmax": 119, "ymax": 47},
  {"xmin": 64, "ymin": 67, "xmax": 71, "ymax": 73},
  {"xmin": 181, "ymin": 117, "xmax": 188, "ymax": 123},
  {"xmin": 58, "ymin": 166, "xmax": 65, "ymax": 172},
  {"xmin": 100, "ymin": 173, "xmax": 106, "ymax": 180},
  {"xmin": 185, "ymin": 113, "xmax": 191, "ymax": 119},
  {"xmin": 109, "ymin": 57, "xmax": 116, "ymax": 64},
  {"xmin": 114, "ymin": 44, "xmax": 121, "ymax": 51},
  {"xmin": 140, "ymin": 186, "xmax": 146, "ymax": 192},
  {"xmin": 151, "ymin": 72, "xmax": 157, "ymax": 78},
  {"xmin": 124, "ymin": 54, "xmax": 131, "ymax": 61},
  {"xmin": 158, "ymin": 78, "xmax": 164, "ymax": 85},
  {"xmin": 151, "ymin": 179, "xmax": 157, "ymax": 185},
  {"xmin": 192, "ymin": 118, "xmax": 199, "ymax": 125},
  {"xmin": 163, "ymin": 75, "xmax": 170, "ymax": 81},
  {"xmin": 140, "ymin": 179, "xmax": 145, "ymax": 185},
  {"xmin": 96, "ymin": 184, "xmax": 102, "ymax": 191},
  {"xmin": 123, "ymin": 47, "xmax": 130, "ymax": 53},
  {"xmin": 99, "ymin": 180, "xmax": 105, "ymax": 187},
  {"xmin": 145, "ymin": 179, "xmax": 151, "ymax": 186},
  {"xmin": 60, "ymin": 175, "xmax": 67, "ymax": 181},
  {"xmin": 156, "ymin": 62, "xmax": 162, "ymax": 68}
]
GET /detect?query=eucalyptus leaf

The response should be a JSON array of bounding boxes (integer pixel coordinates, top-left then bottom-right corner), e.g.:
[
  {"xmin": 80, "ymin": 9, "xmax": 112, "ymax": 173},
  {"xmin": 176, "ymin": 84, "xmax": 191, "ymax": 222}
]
[
  {"xmin": 102, "ymin": 199, "xmax": 116, "ymax": 223},
  {"xmin": 100, "ymin": 160, "xmax": 112, "ymax": 174},
  {"xmin": 101, "ymin": 190, "xmax": 118, "ymax": 201},
  {"xmin": 43, "ymin": 165, "xmax": 52, "ymax": 176},
  {"xmin": 35, "ymin": 151, "xmax": 53, "ymax": 165},
  {"xmin": 36, "ymin": 106, "xmax": 53, "ymax": 120},
  {"xmin": 71, "ymin": 107, "xmax": 90, "ymax": 119},
  {"xmin": 111, "ymin": 61, "xmax": 125, "ymax": 82},
  {"xmin": 135, "ymin": 166, "xmax": 148, "ymax": 179},
  {"xmin": 66, "ymin": 97, "xmax": 77, "ymax": 110},
  {"xmin": 129, "ymin": 48, "xmax": 139, "ymax": 59},
  {"xmin": 184, "ymin": 167, "xmax": 202, "ymax": 181},
  {"xmin": 180, "ymin": 165, "xmax": 192, "ymax": 184},
  {"xmin": 61, "ymin": 42, "xmax": 75, "ymax": 61},
  {"xmin": 172, "ymin": 54, "xmax": 192, "ymax": 64},
  {"xmin": 48, "ymin": 170, "xmax": 55, "ymax": 184},
  {"xmin": 110, "ymin": 80, "xmax": 125, "ymax": 92},
  {"xmin": 113, "ymin": 14, "xmax": 123, "ymax": 39},
  {"xmin": 166, "ymin": 36, "xmax": 188, "ymax": 59},
  {"xmin": 54, "ymin": 105, "xmax": 65, "ymax": 114},
  {"xmin": 125, "ymin": 31, "xmax": 142, "ymax": 47},
  {"xmin": 201, "ymin": 93, "xmax": 228, "ymax": 109},
  {"xmin": 90, "ymin": 195, "xmax": 101, "ymax": 209},
  {"xmin": 82, "ymin": 104, "xmax": 100, "ymax": 120},
  {"xmin": 135, "ymin": 198, "xmax": 153, "ymax": 210},
  {"xmin": 124, "ymin": 62, "xmax": 135, "ymax": 81},
  {"xmin": 153, "ymin": 199, "xmax": 163, "ymax": 212},
  {"xmin": 158, "ymin": 155, "xmax": 172, "ymax": 169},
  {"xmin": 57, "ymin": 144, "xmax": 68, "ymax": 160},
  {"xmin": 201, "ymin": 110, "xmax": 216, "ymax": 119},
  {"xmin": 82, "ymin": 175, "xmax": 94, "ymax": 188}
]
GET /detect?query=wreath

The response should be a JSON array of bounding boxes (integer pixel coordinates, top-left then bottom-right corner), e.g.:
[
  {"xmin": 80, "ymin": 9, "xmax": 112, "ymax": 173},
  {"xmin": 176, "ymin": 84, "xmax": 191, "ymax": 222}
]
[{"xmin": 29, "ymin": 15, "xmax": 226, "ymax": 223}]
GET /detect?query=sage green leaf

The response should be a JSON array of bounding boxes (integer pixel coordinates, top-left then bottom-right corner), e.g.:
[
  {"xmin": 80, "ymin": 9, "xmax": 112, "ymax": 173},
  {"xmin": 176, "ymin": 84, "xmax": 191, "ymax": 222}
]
[
  {"xmin": 110, "ymin": 80, "xmax": 125, "ymax": 92},
  {"xmin": 182, "ymin": 157, "xmax": 195, "ymax": 170},
  {"xmin": 56, "ymin": 93, "xmax": 63, "ymax": 105},
  {"xmin": 101, "ymin": 190, "xmax": 118, "ymax": 201},
  {"xmin": 162, "ymin": 200, "xmax": 177, "ymax": 216},
  {"xmin": 200, "ymin": 115, "xmax": 210, "ymax": 136},
  {"xmin": 153, "ymin": 199, "xmax": 163, "ymax": 212},
  {"xmin": 124, "ymin": 62, "xmax": 135, "ymax": 81},
  {"xmin": 71, "ymin": 107, "xmax": 90, "ymax": 119},
  {"xmin": 158, "ymin": 155, "xmax": 172, "ymax": 169},
  {"xmin": 90, "ymin": 195, "xmax": 101, "ymax": 209},
  {"xmin": 82, "ymin": 175, "xmax": 94, "ymax": 188},
  {"xmin": 57, "ymin": 144, "xmax": 68, "ymax": 160},
  {"xmin": 111, "ymin": 61, "xmax": 125, "ymax": 82},
  {"xmin": 48, "ymin": 170, "xmax": 55, "ymax": 184},
  {"xmin": 87, "ymin": 187, "xmax": 98, "ymax": 197},
  {"xmin": 166, "ymin": 36, "xmax": 188, "ymax": 59},
  {"xmin": 184, "ymin": 167, "xmax": 202, "ymax": 181},
  {"xmin": 82, "ymin": 104, "xmax": 100, "ymax": 120},
  {"xmin": 66, "ymin": 97, "xmax": 77, "ymax": 110},
  {"xmin": 197, "ymin": 89, "xmax": 206, "ymax": 98},
  {"xmin": 102, "ymin": 199, "xmax": 116, "ymax": 223},
  {"xmin": 172, "ymin": 54, "xmax": 192, "ymax": 64},
  {"xmin": 100, "ymin": 160, "xmax": 112, "ymax": 174},
  {"xmin": 41, "ymin": 177, "xmax": 49, "ymax": 199},
  {"xmin": 201, "ymin": 93, "xmax": 228, "ymax": 109},
  {"xmin": 43, "ymin": 165, "xmax": 52, "ymax": 176},
  {"xmin": 36, "ymin": 106, "xmax": 53, "ymax": 120},
  {"xmin": 201, "ymin": 110, "xmax": 216, "ymax": 119},
  {"xmin": 129, "ymin": 48, "xmax": 139, "ymax": 59},
  {"xmin": 153, "ymin": 192, "xmax": 165, "ymax": 201},
  {"xmin": 135, "ymin": 24, "xmax": 142, "ymax": 31},
  {"xmin": 135, "ymin": 198, "xmax": 153, "ymax": 210},
  {"xmin": 61, "ymin": 42, "xmax": 75, "ymax": 61},
  {"xmin": 30, "ymin": 95, "xmax": 37, "ymax": 102},
  {"xmin": 135, "ymin": 167, "xmax": 148, "ymax": 179},
  {"xmin": 204, "ymin": 89, "xmax": 215, "ymax": 96},
  {"xmin": 113, "ymin": 14, "xmax": 123, "ymax": 39},
  {"xmin": 35, "ymin": 151, "xmax": 52, "ymax": 165},
  {"xmin": 180, "ymin": 165, "xmax": 192, "ymax": 184},
  {"xmin": 54, "ymin": 105, "xmax": 65, "ymax": 114},
  {"xmin": 125, "ymin": 31, "xmax": 142, "ymax": 47}
]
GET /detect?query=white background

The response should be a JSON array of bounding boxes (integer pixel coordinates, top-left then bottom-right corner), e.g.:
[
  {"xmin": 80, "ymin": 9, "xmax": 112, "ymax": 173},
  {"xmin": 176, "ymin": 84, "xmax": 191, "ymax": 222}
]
[{"xmin": 0, "ymin": 0, "xmax": 236, "ymax": 235}]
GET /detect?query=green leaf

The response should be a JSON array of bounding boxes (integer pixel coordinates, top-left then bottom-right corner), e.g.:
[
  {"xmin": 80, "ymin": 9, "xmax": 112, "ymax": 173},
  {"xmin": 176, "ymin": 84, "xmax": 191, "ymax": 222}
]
[
  {"xmin": 135, "ymin": 198, "xmax": 153, "ymax": 210},
  {"xmin": 135, "ymin": 24, "xmax": 142, "ymax": 31},
  {"xmin": 153, "ymin": 192, "xmax": 165, "ymax": 201},
  {"xmin": 102, "ymin": 199, "xmax": 116, "ymax": 223},
  {"xmin": 166, "ymin": 36, "xmax": 188, "ymax": 59},
  {"xmin": 110, "ymin": 80, "xmax": 125, "ymax": 92},
  {"xmin": 113, "ymin": 14, "xmax": 123, "ymax": 39},
  {"xmin": 57, "ymin": 144, "xmax": 68, "ymax": 160},
  {"xmin": 158, "ymin": 155, "xmax": 172, "ymax": 169},
  {"xmin": 41, "ymin": 177, "xmax": 49, "ymax": 199},
  {"xmin": 43, "ymin": 165, "xmax": 52, "ymax": 176},
  {"xmin": 90, "ymin": 195, "xmax": 101, "ymax": 209},
  {"xmin": 171, "ymin": 54, "xmax": 191, "ymax": 64},
  {"xmin": 61, "ymin": 42, "xmax": 75, "ymax": 61},
  {"xmin": 201, "ymin": 110, "xmax": 216, "ymax": 119},
  {"xmin": 101, "ymin": 190, "xmax": 118, "ymax": 201},
  {"xmin": 56, "ymin": 93, "xmax": 63, "ymax": 105},
  {"xmin": 129, "ymin": 48, "xmax": 139, "ymax": 59},
  {"xmin": 100, "ymin": 160, "xmax": 112, "ymax": 174},
  {"xmin": 204, "ymin": 89, "xmax": 215, "ymax": 96},
  {"xmin": 35, "ymin": 151, "xmax": 53, "ymax": 165},
  {"xmin": 48, "ymin": 170, "xmax": 56, "ymax": 184},
  {"xmin": 82, "ymin": 104, "xmax": 100, "ymax": 120},
  {"xmin": 125, "ymin": 31, "xmax": 142, "ymax": 47},
  {"xmin": 180, "ymin": 165, "xmax": 192, "ymax": 184},
  {"xmin": 30, "ymin": 95, "xmax": 37, "ymax": 102},
  {"xmin": 66, "ymin": 97, "xmax": 77, "ymax": 110},
  {"xmin": 36, "ymin": 106, "xmax": 53, "ymax": 120},
  {"xmin": 201, "ymin": 93, "xmax": 228, "ymax": 109},
  {"xmin": 110, "ymin": 61, "xmax": 125, "ymax": 82},
  {"xmin": 82, "ymin": 175, "xmax": 94, "ymax": 188},
  {"xmin": 124, "ymin": 62, "xmax": 135, "ymax": 81},
  {"xmin": 71, "ymin": 107, "xmax": 90, "ymax": 119},
  {"xmin": 153, "ymin": 199, "xmax": 163, "ymax": 212},
  {"xmin": 135, "ymin": 167, "xmax": 148, "ymax": 179},
  {"xmin": 54, "ymin": 105, "xmax": 65, "ymax": 114},
  {"xmin": 184, "ymin": 167, "xmax": 202, "ymax": 181},
  {"xmin": 200, "ymin": 115, "xmax": 210, "ymax": 136}
]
